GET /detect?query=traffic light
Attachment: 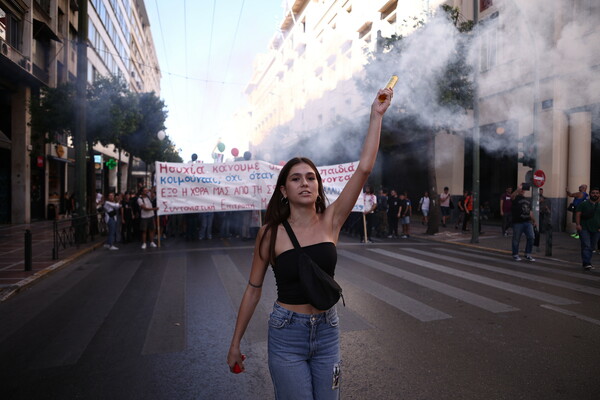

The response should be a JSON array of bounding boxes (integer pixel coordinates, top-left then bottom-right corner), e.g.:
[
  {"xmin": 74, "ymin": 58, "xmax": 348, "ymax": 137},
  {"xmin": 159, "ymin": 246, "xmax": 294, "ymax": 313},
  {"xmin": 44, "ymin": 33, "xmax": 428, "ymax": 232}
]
[{"xmin": 518, "ymin": 134, "xmax": 536, "ymax": 168}]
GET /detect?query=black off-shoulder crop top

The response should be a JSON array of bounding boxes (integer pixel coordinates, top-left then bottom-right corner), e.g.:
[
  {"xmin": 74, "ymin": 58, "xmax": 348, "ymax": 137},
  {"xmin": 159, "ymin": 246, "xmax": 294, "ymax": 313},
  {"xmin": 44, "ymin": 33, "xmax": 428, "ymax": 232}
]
[{"xmin": 273, "ymin": 242, "xmax": 337, "ymax": 304}]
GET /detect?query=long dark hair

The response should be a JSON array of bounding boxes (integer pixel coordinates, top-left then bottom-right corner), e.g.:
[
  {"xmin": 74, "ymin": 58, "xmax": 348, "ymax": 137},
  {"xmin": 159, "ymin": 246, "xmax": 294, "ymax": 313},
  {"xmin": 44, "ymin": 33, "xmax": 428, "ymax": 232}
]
[{"xmin": 260, "ymin": 157, "xmax": 327, "ymax": 264}]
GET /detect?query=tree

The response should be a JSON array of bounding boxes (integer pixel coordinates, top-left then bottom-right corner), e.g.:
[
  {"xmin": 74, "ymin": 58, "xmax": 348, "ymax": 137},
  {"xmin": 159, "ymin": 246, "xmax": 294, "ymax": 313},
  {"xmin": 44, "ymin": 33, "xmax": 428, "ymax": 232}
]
[
  {"xmin": 361, "ymin": 5, "xmax": 474, "ymax": 235},
  {"xmin": 30, "ymin": 77, "xmax": 179, "ymax": 209},
  {"xmin": 29, "ymin": 82, "xmax": 77, "ymax": 154},
  {"xmin": 86, "ymin": 76, "xmax": 141, "ymax": 192}
]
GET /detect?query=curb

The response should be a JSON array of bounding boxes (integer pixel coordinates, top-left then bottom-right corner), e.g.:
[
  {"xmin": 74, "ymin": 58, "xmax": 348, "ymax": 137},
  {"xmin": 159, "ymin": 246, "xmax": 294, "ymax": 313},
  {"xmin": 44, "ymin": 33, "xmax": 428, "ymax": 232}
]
[
  {"xmin": 411, "ymin": 231, "xmax": 579, "ymax": 266},
  {"xmin": 0, "ymin": 242, "xmax": 104, "ymax": 302}
]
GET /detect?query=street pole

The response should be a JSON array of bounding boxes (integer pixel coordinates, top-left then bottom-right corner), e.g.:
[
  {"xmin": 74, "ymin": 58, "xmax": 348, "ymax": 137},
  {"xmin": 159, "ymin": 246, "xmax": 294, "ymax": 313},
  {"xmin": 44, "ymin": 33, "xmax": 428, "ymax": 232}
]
[
  {"xmin": 470, "ymin": 0, "xmax": 480, "ymax": 244},
  {"xmin": 509, "ymin": 0, "xmax": 541, "ymax": 251},
  {"xmin": 74, "ymin": 0, "xmax": 88, "ymax": 243}
]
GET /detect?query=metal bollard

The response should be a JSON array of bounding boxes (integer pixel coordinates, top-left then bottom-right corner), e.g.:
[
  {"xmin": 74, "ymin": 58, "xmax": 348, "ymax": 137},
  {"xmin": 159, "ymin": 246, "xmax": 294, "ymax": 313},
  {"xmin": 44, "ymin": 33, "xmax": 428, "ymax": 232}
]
[{"xmin": 25, "ymin": 229, "xmax": 32, "ymax": 271}]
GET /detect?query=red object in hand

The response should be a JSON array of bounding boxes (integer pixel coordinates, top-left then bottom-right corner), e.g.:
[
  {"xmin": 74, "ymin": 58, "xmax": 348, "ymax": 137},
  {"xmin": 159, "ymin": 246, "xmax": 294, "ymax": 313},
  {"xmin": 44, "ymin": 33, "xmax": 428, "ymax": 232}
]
[{"xmin": 232, "ymin": 354, "xmax": 246, "ymax": 374}]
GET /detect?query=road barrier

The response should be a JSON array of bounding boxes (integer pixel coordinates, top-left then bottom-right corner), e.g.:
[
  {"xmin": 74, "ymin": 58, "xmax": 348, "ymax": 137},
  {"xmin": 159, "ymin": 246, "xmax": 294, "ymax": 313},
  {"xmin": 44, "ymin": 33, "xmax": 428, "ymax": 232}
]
[{"xmin": 52, "ymin": 214, "xmax": 106, "ymax": 260}]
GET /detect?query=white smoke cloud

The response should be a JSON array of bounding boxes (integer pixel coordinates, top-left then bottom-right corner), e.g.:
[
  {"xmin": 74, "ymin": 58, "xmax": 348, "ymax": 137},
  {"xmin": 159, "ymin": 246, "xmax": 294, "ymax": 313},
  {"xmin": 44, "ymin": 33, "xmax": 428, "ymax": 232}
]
[{"xmin": 257, "ymin": 0, "xmax": 599, "ymax": 163}]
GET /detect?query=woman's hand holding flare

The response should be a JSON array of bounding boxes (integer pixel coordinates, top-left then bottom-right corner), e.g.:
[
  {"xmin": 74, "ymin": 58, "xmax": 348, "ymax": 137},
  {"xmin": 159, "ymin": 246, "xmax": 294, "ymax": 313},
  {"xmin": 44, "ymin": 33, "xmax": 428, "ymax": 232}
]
[{"xmin": 372, "ymin": 87, "xmax": 393, "ymax": 116}]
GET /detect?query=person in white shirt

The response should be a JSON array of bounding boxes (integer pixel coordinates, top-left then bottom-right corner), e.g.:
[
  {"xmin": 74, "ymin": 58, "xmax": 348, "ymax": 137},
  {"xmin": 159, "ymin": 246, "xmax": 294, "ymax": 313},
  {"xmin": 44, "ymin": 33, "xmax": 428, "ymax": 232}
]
[
  {"xmin": 103, "ymin": 192, "xmax": 121, "ymax": 250},
  {"xmin": 137, "ymin": 187, "xmax": 158, "ymax": 249},
  {"xmin": 439, "ymin": 187, "xmax": 451, "ymax": 227},
  {"xmin": 419, "ymin": 191, "xmax": 431, "ymax": 225},
  {"xmin": 361, "ymin": 185, "xmax": 377, "ymax": 243}
]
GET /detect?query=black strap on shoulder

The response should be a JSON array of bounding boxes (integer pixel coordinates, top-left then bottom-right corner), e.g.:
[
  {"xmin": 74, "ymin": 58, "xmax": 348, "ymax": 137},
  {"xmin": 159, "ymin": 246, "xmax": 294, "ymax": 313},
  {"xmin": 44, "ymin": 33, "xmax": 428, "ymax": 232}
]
[{"xmin": 282, "ymin": 220, "xmax": 302, "ymax": 250}]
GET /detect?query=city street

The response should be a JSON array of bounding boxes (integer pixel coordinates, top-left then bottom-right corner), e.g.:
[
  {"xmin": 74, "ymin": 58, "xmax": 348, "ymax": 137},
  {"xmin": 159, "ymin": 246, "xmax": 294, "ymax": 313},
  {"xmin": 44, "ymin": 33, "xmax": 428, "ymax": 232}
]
[{"xmin": 1, "ymin": 235, "xmax": 599, "ymax": 400}]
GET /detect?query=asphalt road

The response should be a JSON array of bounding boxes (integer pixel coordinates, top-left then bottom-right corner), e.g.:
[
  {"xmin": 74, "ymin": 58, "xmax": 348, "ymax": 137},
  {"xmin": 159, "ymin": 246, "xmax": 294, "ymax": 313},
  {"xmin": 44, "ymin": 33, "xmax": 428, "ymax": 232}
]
[{"xmin": 1, "ymin": 236, "xmax": 599, "ymax": 400}]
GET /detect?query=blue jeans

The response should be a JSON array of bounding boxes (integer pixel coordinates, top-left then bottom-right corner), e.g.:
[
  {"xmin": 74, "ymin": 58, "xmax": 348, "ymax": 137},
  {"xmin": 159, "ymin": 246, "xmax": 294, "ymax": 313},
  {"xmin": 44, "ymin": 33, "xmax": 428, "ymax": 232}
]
[
  {"xmin": 107, "ymin": 217, "xmax": 117, "ymax": 246},
  {"xmin": 579, "ymin": 229, "xmax": 600, "ymax": 266},
  {"xmin": 512, "ymin": 222, "xmax": 534, "ymax": 256},
  {"xmin": 268, "ymin": 302, "xmax": 341, "ymax": 400},
  {"xmin": 198, "ymin": 213, "xmax": 214, "ymax": 239}
]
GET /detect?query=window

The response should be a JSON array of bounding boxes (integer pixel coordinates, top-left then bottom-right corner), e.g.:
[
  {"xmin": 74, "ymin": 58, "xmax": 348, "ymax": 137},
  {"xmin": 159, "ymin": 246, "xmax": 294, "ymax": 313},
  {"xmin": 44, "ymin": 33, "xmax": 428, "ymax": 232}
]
[
  {"xmin": 35, "ymin": 0, "xmax": 51, "ymax": 15},
  {"xmin": 480, "ymin": 19, "xmax": 498, "ymax": 72},
  {"xmin": 0, "ymin": 6, "xmax": 23, "ymax": 51}
]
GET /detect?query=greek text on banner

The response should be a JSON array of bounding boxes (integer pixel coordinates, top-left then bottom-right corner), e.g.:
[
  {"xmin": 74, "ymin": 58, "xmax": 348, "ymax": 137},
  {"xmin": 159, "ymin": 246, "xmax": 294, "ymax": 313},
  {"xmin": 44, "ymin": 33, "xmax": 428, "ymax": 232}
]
[{"xmin": 155, "ymin": 160, "xmax": 364, "ymax": 215}]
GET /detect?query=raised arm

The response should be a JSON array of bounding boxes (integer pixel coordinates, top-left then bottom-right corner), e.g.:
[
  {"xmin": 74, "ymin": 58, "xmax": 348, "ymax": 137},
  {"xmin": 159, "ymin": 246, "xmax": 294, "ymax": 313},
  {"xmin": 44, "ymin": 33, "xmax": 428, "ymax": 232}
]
[
  {"xmin": 329, "ymin": 88, "xmax": 393, "ymax": 230},
  {"xmin": 227, "ymin": 226, "xmax": 270, "ymax": 373}
]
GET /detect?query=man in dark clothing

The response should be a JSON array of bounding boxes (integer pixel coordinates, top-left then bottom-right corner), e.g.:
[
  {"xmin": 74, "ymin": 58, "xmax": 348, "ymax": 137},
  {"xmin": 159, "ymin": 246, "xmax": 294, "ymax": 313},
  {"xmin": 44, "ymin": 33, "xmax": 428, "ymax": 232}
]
[
  {"xmin": 575, "ymin": 187, "xmax": 600, "ymax": 271},
  {"xmin": 500, "ymin": 187, "xmax": 513, "ymax": 236},
  {"xmin": 387, "ymin": 189, "xmax": 400, "ymax": 238},
  {"xmin": 510, "ymin": 185, "xmax": 536, "ymax": 261},
  {"xmin": 376, "ymin": 188, "xmax": 389, "ymax": 237},
  {"xmin": 130, "ymin": 190, "xmax": 141, "ymax": 241},
  {"xmin": 398, "ymin": 192, "xmax": 412, "ymax": 238}
]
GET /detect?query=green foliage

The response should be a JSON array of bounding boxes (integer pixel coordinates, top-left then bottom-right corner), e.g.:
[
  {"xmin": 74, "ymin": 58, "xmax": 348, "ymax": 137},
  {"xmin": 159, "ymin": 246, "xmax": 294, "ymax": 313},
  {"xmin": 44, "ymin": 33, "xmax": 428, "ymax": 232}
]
[
  {"xmin": 29, "ymin": 82, "xmax": 77, "ymax": 148},
  {"xmin": 362, "ymin": 4, "xmax": 474, "ymax": 131},
  {"xmin": 29, "ymin": 76, "xmax": 179, "ymax": 163},
  {"xmin": 87, "ymin": 75, "xmax": 139, "ymax": 148}
]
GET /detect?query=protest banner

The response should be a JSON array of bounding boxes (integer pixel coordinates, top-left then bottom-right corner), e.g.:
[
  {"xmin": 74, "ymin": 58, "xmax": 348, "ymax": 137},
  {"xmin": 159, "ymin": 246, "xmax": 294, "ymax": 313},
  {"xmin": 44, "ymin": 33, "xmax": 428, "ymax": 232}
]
[{"xmin": 155, "ymin": 160, "xmax": 364, "ymax": 216}]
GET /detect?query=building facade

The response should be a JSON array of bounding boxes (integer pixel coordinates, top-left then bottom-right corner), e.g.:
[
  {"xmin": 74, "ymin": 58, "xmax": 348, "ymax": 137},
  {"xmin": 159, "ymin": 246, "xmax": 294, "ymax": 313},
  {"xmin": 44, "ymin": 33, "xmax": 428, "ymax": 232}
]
[
  {"xmin": 242, "ymin": 0, "xmax": 599, "ymax": 231},
  {"xmin": 0, "ymin": 0, "xmax": 160, "ymax": 224}
]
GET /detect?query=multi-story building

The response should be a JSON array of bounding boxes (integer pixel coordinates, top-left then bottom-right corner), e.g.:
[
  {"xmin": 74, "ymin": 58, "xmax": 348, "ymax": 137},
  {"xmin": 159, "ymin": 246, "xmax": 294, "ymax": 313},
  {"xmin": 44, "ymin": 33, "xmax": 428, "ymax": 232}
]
[
  {"xmin": 0, "ymin": 0, "xmax": 160, "ymax": 224},
  {"xmin": 242, "ymin": 0, "xmax": 599, "ymax": 231}
]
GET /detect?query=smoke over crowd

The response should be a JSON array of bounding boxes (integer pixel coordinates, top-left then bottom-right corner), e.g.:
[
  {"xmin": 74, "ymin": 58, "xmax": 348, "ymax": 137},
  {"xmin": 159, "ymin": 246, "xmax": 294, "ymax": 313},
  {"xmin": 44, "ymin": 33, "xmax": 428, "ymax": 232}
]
[{"xmin": 256, "ymin": 0, "xmax": 599, "ymax": 165}]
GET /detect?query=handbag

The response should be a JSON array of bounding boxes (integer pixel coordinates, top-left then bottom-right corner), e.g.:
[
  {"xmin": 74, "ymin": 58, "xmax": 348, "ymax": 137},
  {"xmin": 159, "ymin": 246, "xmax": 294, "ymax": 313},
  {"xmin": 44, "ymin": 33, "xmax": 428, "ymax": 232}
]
[
  {"xmin": 567, "ymin": 202, "xmax": 576, "ymax": 212},
  {"xmin": 282, "ymin": 220, "xmax": 344, "ymax": 310}
]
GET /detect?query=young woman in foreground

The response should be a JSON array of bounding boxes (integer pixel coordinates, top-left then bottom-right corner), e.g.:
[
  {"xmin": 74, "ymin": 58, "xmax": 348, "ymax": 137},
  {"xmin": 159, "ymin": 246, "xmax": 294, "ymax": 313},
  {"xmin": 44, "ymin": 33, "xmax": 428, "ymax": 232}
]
[{"xmin": 227, "ymin": 87, "xmax": 393, "ymax": 399}]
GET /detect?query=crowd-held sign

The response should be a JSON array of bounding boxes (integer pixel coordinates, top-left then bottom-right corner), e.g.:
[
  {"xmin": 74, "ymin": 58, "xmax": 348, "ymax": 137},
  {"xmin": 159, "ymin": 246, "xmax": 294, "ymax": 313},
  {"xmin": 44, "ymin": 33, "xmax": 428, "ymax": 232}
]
[{"xmin": 155, "ymin": 160, "xmax": 364, "ymax": 216}]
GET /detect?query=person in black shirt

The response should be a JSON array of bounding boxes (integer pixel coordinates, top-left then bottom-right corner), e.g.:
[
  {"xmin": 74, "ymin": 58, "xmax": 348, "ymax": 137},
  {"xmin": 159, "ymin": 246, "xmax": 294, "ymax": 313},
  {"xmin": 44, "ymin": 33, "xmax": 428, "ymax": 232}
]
[
  {"xmin": 510, "ymin": 185, "xmax": 537, "ymax": 261},
  {"xmin": 387, "ymin": 189, "xmax": 400, "ymax": 238},
  {"xmin": 120, "ymin": 192, "xmax": 134, "ymax": 243},
  {"xmin": 398, "ymin": 192, "xmax": 412, "ymax": 238},
  {"xmin": 376, "ymin": 188, "xmax": 389, "ymax": 237},
  {"xmin": 227, "ymin": 87, "xmax": 393, "ymax": 399}
]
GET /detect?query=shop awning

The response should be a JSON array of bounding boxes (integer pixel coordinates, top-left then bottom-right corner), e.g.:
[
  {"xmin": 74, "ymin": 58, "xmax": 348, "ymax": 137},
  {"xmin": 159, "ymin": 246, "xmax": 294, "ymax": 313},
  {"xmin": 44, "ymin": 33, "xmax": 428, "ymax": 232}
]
[
  {"xmin": 47, "ymin": 155, "xmax": 74, "ymax": 165},
  {"xmin": 33, "ymin": 19, "xmax": 62, "ymax": 43}
]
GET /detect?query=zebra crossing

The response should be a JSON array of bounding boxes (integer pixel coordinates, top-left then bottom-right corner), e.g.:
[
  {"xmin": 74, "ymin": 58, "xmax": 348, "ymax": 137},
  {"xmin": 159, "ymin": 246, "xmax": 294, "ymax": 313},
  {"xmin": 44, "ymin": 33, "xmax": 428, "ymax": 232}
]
[
  {"xmin": 211, "ymin": 243, "xmax": 600, "ymax": 327},
  {"xmin": 337, "ymin": 246, "xmax": 600, "ymax": 326}
]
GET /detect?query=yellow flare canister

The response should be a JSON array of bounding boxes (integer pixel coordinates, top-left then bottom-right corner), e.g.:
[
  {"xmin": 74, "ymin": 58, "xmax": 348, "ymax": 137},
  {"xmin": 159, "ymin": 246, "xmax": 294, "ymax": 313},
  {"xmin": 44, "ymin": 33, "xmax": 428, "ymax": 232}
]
[{"xmin": 378, "ymin": 75, "xmax": 398, "ymax": 102}]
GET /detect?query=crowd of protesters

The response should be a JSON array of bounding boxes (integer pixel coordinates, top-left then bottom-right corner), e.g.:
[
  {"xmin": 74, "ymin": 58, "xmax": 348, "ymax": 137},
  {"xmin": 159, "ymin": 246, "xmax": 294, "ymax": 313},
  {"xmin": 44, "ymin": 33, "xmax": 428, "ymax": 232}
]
[
  {"xmin": 96, "ymin": 185, "xmax": 261, "ymax": 250},
  {"xmin": 95, "ymin": 181, "xmax": 599, "ymax": 269}
]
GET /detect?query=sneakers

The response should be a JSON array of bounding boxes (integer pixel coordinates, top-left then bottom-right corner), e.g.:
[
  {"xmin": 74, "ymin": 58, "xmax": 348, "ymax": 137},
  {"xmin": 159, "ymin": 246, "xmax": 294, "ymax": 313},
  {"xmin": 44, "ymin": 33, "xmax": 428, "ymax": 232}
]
[
  {"xmin": 109, "ymin": 245, "xmax": 119, "ymax": 250},
  {"xmin": 149, "ymin": 242, "xmax": 157, "ymax": 248},
  {"xmin": 583, "ymin": 264, "xmax": 594, "ymax": 271},
  {"xmin": 103, "ymin": 244, "xmax": 110, "ymax": 248},
  {"xmin": 400, "ymin": 234, "xmax": 408, "ymax": 239},
  {"xmin": 141, "ymin": 243, "xmax": 147, "ymax": 250},
  {"xmin": 571, "ymin": 233, "xmax": 580, "ymax": 239},
  {"xmin": 514, "ymin": 254, "xmax": 535, "ymax": 261}
]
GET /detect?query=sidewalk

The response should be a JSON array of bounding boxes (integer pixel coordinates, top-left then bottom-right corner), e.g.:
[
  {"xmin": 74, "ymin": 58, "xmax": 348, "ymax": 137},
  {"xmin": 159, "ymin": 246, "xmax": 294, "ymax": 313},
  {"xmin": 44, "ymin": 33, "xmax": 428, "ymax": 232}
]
[
  {"xmin": 406, "ymin": 222, "xmax": 582, "ymax": 265},
  {"xmin": 0, "ymin": 219, "xmax": 589, "ymax": 302},
  {"xmin": 0, "ymin": 220, "xmax": 105, "ymax": 301}
]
